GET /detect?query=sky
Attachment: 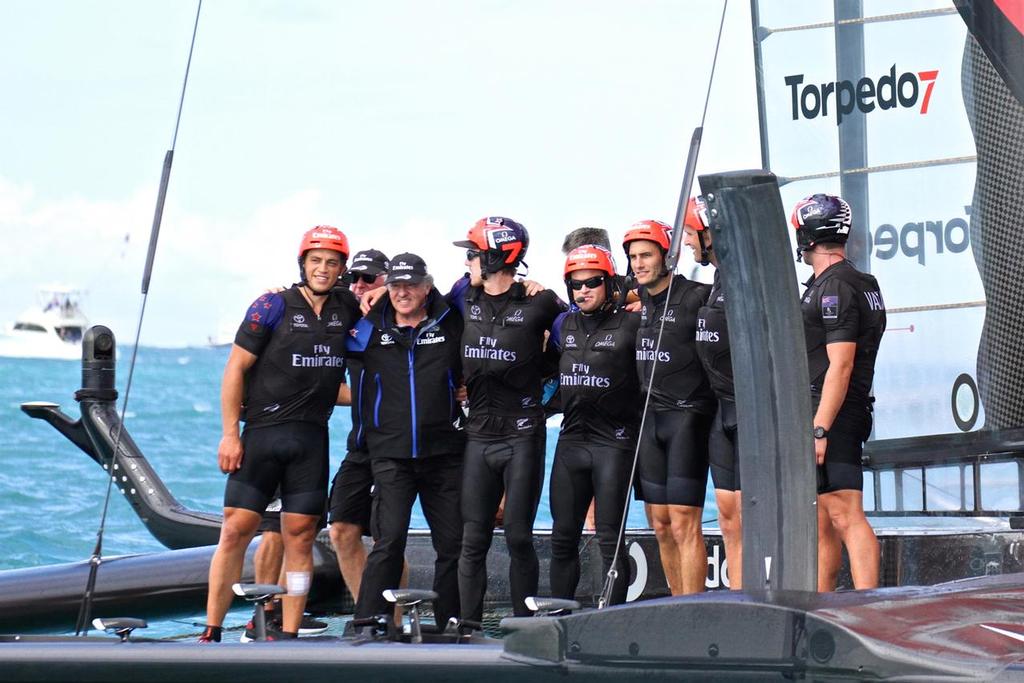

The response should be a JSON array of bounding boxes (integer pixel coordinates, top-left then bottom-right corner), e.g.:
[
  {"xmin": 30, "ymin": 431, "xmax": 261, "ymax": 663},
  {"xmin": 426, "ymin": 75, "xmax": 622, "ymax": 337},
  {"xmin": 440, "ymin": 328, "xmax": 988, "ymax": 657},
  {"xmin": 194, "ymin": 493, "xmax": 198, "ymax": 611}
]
[{"xmin": 0, "ymin": 0, "xmax": 760, "ymax": 347}]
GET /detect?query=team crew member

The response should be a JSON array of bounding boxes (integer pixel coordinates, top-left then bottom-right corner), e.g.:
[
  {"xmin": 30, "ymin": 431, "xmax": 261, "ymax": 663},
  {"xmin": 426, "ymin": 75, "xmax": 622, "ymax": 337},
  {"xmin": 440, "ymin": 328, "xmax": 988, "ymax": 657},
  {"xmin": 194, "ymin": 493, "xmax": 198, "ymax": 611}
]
[
  {"xmin": 792, "ymin": 193, "xmax": 886, "ymax": 591},
  {"xmin": 685, "ymin": 197, "xmax": 742, "ymax": 590},
  {"xmin": 548, "ymin": 245, "xmax": 640, "ymax": 605},
  {"xmin": 325, "ymin": 249, "xmax": 399, "ymax": 603},
  {"xmin": 625, "ymin": 219, "xmax": 716, "ymax": 595},
  {"xmin": 201, "ymin": 225, "xmax": 358, "ymax": 642},
  {"xmin": 450, "ymin": 216, "xmax": 566, "ymax": 621},
  {"xmin": 348, "ymin": 253, "xmax": 465, "ymax": 626}
]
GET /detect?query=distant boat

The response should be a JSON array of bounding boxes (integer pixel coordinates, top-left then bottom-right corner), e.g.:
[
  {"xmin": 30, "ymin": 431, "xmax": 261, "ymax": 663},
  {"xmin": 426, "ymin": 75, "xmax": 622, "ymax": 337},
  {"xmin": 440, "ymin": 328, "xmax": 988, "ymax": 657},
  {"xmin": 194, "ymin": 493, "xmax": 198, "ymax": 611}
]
[{"xmin": 0, "ymin": 288, "xmax": 89, "ymax": 361}]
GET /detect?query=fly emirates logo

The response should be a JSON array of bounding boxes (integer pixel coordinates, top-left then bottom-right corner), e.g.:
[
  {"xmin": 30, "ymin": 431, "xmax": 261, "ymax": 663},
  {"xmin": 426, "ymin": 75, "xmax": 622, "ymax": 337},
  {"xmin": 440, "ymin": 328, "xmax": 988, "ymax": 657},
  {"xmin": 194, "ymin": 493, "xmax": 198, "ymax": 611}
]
[
  {"xmin": 785, "ymin": 65, "xmax": 939, "ymax": 125},
  {"xmin": 636, "ymin": 337, "xmax": 671, "ymax": 362},
  {"xmin": 292, "ymin": 343, "xmax": 345, "ymax": 368},
  {"xmin": 464, "ymin": 335, "xmax": 517, "ymax": 361},
  {"xmin": 561, "ymin": 362, "xmax": 611, "ymax": 388}
]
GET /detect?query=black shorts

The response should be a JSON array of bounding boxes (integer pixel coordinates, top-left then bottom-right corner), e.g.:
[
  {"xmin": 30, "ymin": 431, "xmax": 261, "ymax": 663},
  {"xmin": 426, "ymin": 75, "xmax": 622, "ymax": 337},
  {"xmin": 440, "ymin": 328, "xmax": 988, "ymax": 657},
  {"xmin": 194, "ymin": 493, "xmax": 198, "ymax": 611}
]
[
  {"xmin": 258, "ymin": 500, "xmax": 282, "ymax": 532},
  {"xmin": 327, "ymin": 453, "xmax": 373, "ymax": 534},
  {"xmin": 224, "ymin": 422, "xmax": 329, "ymax": 516},
  {"xmin": 817, "ymin": 404, "xmax": 873, "ymax": 494},
  {"xmin": 709, "ymin": 399, "xmax": 739, "ymax": 492},
  {"xmin": 636, "ymin": 407, "xmax": 712, "ymax": 507}
]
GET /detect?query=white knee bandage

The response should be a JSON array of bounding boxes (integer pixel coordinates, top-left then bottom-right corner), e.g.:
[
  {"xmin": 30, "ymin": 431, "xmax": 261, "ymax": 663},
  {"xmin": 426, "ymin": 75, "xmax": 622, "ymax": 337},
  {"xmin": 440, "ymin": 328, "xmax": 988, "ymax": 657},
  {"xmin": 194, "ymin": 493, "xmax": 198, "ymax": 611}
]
[{"xmin": 286, "ymin": 571, "xmax": 312, "ymax": 596}]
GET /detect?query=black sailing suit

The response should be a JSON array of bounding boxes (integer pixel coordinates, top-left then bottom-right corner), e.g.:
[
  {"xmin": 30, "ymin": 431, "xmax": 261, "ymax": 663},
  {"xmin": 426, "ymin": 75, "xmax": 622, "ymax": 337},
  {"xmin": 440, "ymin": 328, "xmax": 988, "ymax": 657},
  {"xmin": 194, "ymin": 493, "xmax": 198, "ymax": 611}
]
[
  {"xmin": 801, "ymin": 259, "xmax": 886, "ymax": 493},
  {"xmin": 695, "ymin": 269, "xmax": 740, "ymax": 491},
  {"xmin": 227, "ymin": 285, "xmax": 358, "ymax": 515},
  {"xmin": 549, "ymin": 306, "xmax": 640, "ymax": 605},
  {"xmin": 447, "ymin": 277, "xmax": 566, "ymax": 620},
  {"xmin": 634, "ymin": 275, "xmax": 716, "ymax": 507}
]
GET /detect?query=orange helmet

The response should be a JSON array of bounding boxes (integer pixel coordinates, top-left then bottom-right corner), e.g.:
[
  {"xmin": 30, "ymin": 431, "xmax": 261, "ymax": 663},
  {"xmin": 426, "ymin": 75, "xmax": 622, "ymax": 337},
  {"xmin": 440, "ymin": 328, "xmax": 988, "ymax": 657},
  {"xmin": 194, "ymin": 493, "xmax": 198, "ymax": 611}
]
[
  {"xmin": 683, "ymin": 196, "xmax": 710, "ymax": 232},
  {"xmin": 453, "ymin": 216, "xmax": 529, "ymax": 275},
  {"xmin": 298, "ymin": 225, "xmax": 350, "ymax": 262},
  {"xmin": 622, "ymin": 219, "xmax": 672, "ymax": 255},
  {"xmin": 564, "ymin": 244, "xmax": 616, "ymax": 278}
]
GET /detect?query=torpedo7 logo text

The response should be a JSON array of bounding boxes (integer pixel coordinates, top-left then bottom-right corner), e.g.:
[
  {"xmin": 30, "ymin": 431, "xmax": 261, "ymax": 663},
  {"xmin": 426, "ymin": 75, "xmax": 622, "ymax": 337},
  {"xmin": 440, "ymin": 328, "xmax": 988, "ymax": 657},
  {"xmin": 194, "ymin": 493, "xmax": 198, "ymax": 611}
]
[{"xmin": 785, "ymin": 66, "xmax": 939, "ymax": 125}]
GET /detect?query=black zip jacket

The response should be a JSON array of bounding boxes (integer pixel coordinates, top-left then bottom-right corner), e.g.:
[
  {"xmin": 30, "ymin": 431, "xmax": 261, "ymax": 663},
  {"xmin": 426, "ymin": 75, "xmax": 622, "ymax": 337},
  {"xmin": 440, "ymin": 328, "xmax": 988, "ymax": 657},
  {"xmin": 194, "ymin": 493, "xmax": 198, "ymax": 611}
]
[{"xmin": 346, "ymin": 288, "xmax": 466, "ymax": 459}]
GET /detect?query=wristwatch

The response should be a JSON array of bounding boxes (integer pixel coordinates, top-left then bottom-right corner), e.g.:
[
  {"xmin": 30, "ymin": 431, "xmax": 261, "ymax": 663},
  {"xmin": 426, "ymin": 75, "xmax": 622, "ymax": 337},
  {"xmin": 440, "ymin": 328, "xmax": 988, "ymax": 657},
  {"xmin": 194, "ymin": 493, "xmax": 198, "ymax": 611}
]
[{"xmin": 813, "ymin": 426, "xmax": 829, "ymax": 439}]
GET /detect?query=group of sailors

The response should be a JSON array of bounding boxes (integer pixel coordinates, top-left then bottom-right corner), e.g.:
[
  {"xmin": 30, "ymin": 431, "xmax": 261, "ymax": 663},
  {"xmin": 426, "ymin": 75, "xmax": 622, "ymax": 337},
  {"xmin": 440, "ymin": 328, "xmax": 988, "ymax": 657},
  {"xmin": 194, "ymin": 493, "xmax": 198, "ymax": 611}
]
[{"xmin": 197, "ymin": 191, "xmax": 886, "ymax": 642}]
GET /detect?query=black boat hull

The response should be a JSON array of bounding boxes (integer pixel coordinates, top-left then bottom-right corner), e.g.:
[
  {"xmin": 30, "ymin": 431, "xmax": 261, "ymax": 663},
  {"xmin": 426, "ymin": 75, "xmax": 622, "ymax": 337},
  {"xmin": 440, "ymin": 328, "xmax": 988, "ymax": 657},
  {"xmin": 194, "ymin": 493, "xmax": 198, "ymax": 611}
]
[{"xmin": 5, "ymin": 574, "xmax": 1024, "ymax": 682}]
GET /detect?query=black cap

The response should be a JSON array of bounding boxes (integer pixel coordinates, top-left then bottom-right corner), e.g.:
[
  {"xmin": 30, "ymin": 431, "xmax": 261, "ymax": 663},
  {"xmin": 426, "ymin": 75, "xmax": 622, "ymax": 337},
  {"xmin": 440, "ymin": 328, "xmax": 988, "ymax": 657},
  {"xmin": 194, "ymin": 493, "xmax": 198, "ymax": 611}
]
[
  {"xmin": 385, "ymin": 253, "xmax": 429, "ymax": 285},
  {"xmin": 348, "ymin": 249, "xmax": 390, "ymax": 276}
]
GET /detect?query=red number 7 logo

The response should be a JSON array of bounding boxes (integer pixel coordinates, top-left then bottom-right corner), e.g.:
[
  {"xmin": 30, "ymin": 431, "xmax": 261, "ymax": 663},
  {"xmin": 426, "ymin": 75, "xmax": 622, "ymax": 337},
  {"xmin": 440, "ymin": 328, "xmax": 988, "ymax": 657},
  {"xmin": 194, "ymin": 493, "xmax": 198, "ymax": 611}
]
[{"xmin": 501, "ymin": 242, "xmax": 522, "ymax": 265}]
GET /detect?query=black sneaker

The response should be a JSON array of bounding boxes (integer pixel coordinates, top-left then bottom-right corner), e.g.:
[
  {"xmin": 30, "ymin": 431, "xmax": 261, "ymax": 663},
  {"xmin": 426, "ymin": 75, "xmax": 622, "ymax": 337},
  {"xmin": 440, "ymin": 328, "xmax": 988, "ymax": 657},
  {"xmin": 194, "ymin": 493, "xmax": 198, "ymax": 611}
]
[
  {"xmin": 298, "ymin": 614, "xmax": 329, "ymax": 636},
  {"xmin": 266, "ymin": 601, "xmax": 329, "ymax": 635},
  {"xmin": 264, "ymin": 625, "xmax": 298, "ymax": 641},
  {"xmin": 239, "ymin": 619, "xmax": 260, "ymax": 643},
  {"xmin": 198, "ymin": 625, "xmax": 222, "ymax": 643},
  {"xmin": 241, "ymin": 615, "xmax": 326, "ymax": 641}
]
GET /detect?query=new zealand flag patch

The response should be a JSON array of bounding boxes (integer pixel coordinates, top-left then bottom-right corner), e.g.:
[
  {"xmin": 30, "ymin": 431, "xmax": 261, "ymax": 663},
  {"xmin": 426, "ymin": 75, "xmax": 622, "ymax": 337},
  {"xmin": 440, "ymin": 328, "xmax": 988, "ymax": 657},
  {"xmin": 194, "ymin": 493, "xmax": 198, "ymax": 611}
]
[{"xmin": 821, "ymin": 295, "xmax": 839, "ymax": 320}]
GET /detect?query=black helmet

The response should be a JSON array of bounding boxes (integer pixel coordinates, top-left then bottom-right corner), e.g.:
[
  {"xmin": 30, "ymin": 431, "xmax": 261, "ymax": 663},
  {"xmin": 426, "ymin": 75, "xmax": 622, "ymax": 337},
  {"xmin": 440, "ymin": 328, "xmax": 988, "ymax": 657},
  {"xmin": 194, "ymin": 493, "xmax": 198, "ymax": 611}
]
[{"xmin": 790, "ymin": 193, "xmax": 852, "ymax": 261}]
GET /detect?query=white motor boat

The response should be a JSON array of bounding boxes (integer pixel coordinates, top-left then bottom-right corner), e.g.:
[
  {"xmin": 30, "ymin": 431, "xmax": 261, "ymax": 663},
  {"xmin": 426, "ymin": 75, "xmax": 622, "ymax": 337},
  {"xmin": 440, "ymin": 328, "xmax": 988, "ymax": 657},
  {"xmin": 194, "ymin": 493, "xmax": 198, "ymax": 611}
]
[{"xmin": 0, "ymin": 288, "xmax": 89, "ymax": 360}]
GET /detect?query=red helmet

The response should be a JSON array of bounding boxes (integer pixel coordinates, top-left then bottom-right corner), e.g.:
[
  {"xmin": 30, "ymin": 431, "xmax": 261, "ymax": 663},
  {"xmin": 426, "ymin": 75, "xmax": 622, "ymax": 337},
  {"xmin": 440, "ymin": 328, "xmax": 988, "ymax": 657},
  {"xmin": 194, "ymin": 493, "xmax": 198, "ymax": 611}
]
[
  {"xmin": 453, "ymin": 216, "xmax": 530, "ymax": 275},
  {"xmin": 622, "ymin": 219, "xmax": 672, "ymax": 256},
  {"xmin": 298, "ymin": 225, "xmax": 350, "ymax": 262},
  {"xmin": 564, "ymin": 244, "xmax": 616, "ymax": 278},
  {"xmin": 683, "ymin": 197, "xmax": 710, "ymax": 232}
]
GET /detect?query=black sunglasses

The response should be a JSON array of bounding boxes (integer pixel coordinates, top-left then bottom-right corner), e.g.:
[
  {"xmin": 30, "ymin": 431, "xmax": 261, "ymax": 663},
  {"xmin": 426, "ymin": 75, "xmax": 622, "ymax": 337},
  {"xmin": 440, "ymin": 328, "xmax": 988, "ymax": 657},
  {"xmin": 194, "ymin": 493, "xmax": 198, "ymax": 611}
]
[
  {"xmin": 351, "ymin": 273, "xmax": 379, "ymax": 284},
  {"xmin": 466, "ymin": 249, "xmax": 481, "ymax": 260},
  {"xmin": 568, "ymin": 275, "xmax": 605, "ymax": 291}
]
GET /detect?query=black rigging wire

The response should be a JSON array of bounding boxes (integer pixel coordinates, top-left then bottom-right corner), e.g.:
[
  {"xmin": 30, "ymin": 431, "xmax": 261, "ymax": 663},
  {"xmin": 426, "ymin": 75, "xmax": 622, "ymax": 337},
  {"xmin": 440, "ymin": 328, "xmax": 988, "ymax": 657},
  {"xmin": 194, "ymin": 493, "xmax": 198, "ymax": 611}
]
[
  {"xmin": 597, "ymin": 0, "xmax": 729, "ymax": 609},
  {"xmin": 74, "ymin": 0, "xmax": 203, "ymax": 636}
]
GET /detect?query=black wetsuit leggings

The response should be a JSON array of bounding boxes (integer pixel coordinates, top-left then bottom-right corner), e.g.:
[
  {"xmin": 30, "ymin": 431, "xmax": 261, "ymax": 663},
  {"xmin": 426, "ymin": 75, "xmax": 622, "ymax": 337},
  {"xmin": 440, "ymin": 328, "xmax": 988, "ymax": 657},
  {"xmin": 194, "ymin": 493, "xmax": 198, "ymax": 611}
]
[
  {"xmin": 355, "ymin": 454, "xmax": 463, "ymax": 626},
  {"xmin": 549, "ymin": 440, "xmax": 632, "ymax": 606},
  {"xmin": 458, "ymin": 431, "xmax": 546, "ymax": 621}
]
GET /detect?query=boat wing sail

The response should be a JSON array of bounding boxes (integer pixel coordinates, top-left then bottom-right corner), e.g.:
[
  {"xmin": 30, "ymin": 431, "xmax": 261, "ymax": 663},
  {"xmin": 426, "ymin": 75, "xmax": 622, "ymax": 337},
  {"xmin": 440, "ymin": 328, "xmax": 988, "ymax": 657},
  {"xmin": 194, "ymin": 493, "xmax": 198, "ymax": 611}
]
[{"xmin": 750, "ymin": 0, "xmax": 1024, "ymax": 513}]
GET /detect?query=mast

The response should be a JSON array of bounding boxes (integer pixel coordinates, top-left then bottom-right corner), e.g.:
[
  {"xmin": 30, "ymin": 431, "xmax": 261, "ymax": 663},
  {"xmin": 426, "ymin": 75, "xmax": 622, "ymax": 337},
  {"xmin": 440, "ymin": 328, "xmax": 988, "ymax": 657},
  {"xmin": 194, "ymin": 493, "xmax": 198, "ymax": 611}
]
[{"xmin": 834, "ymin": 1, "xmax": 870, "ymax": 270}]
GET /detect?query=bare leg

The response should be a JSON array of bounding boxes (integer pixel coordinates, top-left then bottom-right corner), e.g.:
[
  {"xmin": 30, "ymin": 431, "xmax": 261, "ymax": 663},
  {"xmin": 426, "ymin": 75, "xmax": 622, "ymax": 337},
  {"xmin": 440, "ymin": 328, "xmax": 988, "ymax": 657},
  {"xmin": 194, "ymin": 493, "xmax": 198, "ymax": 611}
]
[
  {"xmin": 817, "ymin": 500, "xmax": 842, "ymax": 591},
  {"xmin": 279, "ymin": 512, "xmax": 320, "ymax": 634},
  {"xmin": 205, "ymin": 507, "xmax": 262, "ymax": 627},
  {"xmin": 329, "ymin": 522, "xmax": 410, "ymax": 624},
  {"xmin": 254, "ymin": 530, "xmax": 285, "ymax": 620},
  {"xmin": 714, "ymin": 489, "xmax": 742, "ymax": 590},
  {"xmin": 648, "ymin": 503, "xmax": 682, "ymax": 595},
  {"xmin": 822, "ymin": 491, "xmax": 879, "ymax": 589},
  {"xmin": 668, "ymin": 504, "xmax": 706, "ymax": 594},
  {"xmin": 584, "ymin": 498, "xmax": 596, "ymax": 532},
  {"xmin": 329, "ymin": 521, "xmax": 368, "ymax": 599},
  {"xmin": 254, "ymin": 531, "xmax": 284, "ymax": 584}
]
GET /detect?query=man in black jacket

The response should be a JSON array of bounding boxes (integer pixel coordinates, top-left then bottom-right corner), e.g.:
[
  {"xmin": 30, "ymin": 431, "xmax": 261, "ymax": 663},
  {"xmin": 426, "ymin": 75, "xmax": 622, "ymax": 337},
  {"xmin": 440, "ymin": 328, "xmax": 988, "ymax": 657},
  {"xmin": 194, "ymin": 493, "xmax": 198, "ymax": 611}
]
[{"xmin": 347, "ymin": 253, "xmax": 466, "ymax": 625}]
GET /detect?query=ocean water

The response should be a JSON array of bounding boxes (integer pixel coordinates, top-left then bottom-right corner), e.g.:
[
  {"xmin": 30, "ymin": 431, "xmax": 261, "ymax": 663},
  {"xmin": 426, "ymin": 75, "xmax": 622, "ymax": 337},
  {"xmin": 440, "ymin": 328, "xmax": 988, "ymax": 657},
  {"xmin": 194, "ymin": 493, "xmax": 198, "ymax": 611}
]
[{"xmin": 0, "ymin": 346, "xmax": 664, "ymax": 566}]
